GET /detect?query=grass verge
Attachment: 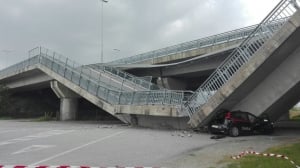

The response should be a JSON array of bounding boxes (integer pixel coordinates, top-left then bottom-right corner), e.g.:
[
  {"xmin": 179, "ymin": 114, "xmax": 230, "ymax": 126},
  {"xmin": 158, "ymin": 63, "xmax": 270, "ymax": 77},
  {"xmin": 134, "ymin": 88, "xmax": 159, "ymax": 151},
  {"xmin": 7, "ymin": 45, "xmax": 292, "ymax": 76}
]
[
  {"xmin": 290, "ymin": 109, "xmax": 300, "ymax": 120},
  {"xmin": 0, "ymin": 116, "xmax": 13, "ymax": 120},
  {"xmin": 227, "ymin": 141, "xmax": 300, "ymax": 168},
  {"xmin": 291, "ymin": 115, "xmax": 300, "ymax": 120},
  {"xmin": 33, "ymin": 112, "xmax": 55, "ymax": 121}
]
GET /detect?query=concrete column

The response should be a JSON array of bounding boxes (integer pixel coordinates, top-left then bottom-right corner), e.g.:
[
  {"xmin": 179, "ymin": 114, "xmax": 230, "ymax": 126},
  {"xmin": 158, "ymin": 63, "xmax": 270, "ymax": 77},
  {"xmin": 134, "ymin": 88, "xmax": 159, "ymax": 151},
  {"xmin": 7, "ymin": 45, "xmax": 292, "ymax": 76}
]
[
  {"xmin": 50, "ymin": 81, "xmax": 79, "ymax": 120},
  {"xmin": 60, "ymin": 98, "xmax": 78, "ymax": 120}
]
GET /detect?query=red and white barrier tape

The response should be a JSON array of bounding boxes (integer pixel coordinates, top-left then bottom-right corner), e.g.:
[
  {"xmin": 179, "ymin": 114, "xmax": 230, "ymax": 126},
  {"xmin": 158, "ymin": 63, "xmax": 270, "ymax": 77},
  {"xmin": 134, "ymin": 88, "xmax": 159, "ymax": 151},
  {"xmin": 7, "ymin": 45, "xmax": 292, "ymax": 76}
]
[
  {"xmin": 231, "ymin": 150, "xmax": 300, "ymax": 168},
  {"xmin": 0, "ymin": 166, "xmax": 162, "ymax": 168}
]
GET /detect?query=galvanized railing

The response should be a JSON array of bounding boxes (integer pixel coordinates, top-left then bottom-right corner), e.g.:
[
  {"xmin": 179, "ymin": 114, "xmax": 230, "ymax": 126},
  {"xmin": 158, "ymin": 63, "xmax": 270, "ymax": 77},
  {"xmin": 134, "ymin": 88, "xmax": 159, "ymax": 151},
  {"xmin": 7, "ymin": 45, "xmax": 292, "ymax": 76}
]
[
  {"xmin": 109, "ymin": 25, "xmax": 255, "ymax": 64},
  {"xmin": 87, "ymin": 64, "xmax": 160, "ymax": 90},
  {"xmin": 184, "ymin": 0, "xmax": 299, "ymax": 117},
  {"xmin": 109, "ymin": 20, "xmax": 288, "ymax": 65},
  {"xmin": 0, "ymin": 47, "xmax": 186, "ymax": 107},
  {"xmin": 32, "ymin": 47, "xmax": 159, "ymax": 91},
  {"xmin": 108, "ymin": 22, "xmax": 282, "ymax": 65}
]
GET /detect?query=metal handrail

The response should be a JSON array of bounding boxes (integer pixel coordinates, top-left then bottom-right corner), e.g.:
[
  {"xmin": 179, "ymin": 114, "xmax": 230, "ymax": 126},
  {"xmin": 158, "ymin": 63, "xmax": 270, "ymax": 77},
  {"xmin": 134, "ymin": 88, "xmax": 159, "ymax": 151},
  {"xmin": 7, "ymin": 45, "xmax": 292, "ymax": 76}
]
[
  {"xmin": 0, "ymin": 47, "xmax": 187, "ymax": 109},
  {"xmin": 87, "ymin": 64, "xmax": 160, "ymax": 90},
  {"xmin": 34, "ymin": 47, "xmax": 159, "ymax": 91},
  {"xmin": 108, "ymin": 23, "xmax": 269, "ymax": 65},
  {"xmin": 184, "ymin": 0, "xmax": 299, "ymax": 117}
]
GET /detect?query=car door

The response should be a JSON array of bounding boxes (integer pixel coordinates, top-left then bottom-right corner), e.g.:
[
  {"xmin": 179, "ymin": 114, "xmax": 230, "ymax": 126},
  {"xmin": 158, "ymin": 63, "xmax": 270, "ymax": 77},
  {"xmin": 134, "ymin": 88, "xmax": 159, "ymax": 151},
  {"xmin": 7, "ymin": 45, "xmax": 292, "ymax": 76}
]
[
  {"xmin": 232, "ymin": 112, "xmax": 252, "ymax": 133},
  {"xmin": 247, "ymin": 113, "xmax": 258, "ymax": 132}
]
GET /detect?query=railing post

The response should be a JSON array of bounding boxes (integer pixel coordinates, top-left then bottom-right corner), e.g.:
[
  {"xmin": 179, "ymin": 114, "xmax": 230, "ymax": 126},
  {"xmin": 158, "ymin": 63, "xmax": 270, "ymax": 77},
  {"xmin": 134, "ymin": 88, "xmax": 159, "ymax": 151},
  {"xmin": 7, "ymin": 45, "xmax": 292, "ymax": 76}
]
[
  {"xmin": 38, "ymin": 46, "xmax": 41, "ymax": 63},
  {"xmin": 106, "ymin": 90, "xmax": 109, "ymax": 102},
  {"xmin": 145, "ymin": 91, "xmax": 150, "ymax": 105},
  {"xmin": 131, "ymin": 92, "xmax": 135, "ymax": 105},
  {"xmin": 51, "ymin": 52, "xmax": 55, "ymax": 70},
  {"xmin": 118, "ymin": 92, "xmax": 122, "ymax": 104},
  {"xmin": 78, "ymin": 67, "xmax": 83, "ymax": 87},
  {"xmin": 64, "ymin": 58, "xmax": 68, "ymax": 77},
  {"xmin": 121, "ymin": 78, "xmax": 125, "ymax": 91},
  {"xmin": 162, "ymin": 89, "xmax": 166, "ymax": 105},
  {"xmin": 96, "ymin": 85, "xmax": 100, "ymax": 97}
]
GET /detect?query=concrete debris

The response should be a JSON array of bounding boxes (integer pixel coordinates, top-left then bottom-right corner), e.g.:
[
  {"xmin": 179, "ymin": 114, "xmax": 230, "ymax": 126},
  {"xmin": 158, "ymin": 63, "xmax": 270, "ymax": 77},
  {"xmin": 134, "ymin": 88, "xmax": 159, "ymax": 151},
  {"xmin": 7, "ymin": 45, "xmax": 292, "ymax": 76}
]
[
  {"xmin": 172, "ymin": 131, "xmax": 194, "ymax": 138},
  {"xmin": 98, "ymin": 125, "xmax": 114, "ymax": 128}
]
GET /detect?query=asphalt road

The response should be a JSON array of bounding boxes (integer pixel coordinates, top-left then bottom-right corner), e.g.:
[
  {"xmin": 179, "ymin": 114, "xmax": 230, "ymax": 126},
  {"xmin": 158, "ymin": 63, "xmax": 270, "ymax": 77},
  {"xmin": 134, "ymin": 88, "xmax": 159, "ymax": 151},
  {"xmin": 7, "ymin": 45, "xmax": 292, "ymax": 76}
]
[
  {"xmin": 0, "ymin": 120, "xmax": 299, "ymax": 168},
  {"xmin": 0, "ymin": 120, "xmax": 213, "ymax": 167}
]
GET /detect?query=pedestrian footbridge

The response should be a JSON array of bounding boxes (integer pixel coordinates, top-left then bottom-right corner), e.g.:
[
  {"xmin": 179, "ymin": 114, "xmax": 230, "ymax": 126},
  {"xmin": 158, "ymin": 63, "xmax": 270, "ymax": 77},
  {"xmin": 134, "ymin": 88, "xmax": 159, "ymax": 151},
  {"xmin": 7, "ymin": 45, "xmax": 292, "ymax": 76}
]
[{"xmin": 0, "ymin": 0, "xmax": 299, "ymax": 129}]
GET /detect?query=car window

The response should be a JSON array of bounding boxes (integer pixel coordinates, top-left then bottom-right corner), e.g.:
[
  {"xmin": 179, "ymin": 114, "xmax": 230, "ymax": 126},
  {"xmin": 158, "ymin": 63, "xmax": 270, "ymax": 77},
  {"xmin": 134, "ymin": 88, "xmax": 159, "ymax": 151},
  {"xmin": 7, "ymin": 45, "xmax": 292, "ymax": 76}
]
[
  {"xmin": 248, "ymin": 114, "xmax": 256, "ymax": 123},
  {"xmin": 232, "ymin": 112, "xmax": 249, "ymax": 121}
]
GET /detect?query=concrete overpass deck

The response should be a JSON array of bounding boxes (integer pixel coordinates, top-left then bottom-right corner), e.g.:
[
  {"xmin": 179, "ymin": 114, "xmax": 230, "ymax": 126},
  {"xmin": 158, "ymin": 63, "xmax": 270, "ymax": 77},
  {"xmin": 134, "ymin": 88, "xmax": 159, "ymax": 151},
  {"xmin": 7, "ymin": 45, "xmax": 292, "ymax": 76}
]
[
  {"xmin": 108, "ymin": 21, "xmax": 284, "ymax": 65},
  {"xmin": 0, "ymin": 49, "xmax": 188, "ymax": 129},
  {"xmin": 110, "ymin": 45, "xmax": 236, "ymax": 77}
]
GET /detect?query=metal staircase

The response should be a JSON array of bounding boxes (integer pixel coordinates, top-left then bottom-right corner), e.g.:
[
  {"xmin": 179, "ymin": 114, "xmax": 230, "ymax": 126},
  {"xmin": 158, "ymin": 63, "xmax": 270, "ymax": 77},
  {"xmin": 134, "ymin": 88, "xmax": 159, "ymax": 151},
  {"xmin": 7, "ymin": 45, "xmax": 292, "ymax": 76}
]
[
  {"xmin": 0, "ymin": 47, "xmax": 186, "ymax": 108},
  {"xmin": 184, "ymin": 0, "xmax": 299, "ymax": 119},
  {"xmin": 86, "ymin": 63, "xmax": 160, "ymax": 91}
]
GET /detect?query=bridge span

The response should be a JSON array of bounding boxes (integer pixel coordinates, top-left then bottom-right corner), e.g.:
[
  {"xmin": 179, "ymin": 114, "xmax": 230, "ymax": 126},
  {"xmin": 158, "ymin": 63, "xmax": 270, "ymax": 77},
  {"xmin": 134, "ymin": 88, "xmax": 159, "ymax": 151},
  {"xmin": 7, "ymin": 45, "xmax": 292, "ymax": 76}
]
[{"xmin": 0, "ymin": 0, "xmax": 299, "ymax": 129}]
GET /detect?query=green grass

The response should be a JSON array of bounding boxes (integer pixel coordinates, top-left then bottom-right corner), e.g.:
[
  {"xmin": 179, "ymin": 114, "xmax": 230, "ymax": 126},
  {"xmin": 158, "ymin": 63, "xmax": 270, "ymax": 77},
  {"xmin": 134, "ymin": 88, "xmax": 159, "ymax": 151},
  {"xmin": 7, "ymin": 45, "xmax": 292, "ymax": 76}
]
[
  {"xmin": 227, "ymin": 141, "xmax": 300, "ymax": 168},
  {"xmin": 290, "ymin": 109, "xmax": 300, "ymax": 120},
  {"xmin": 0, "ymin": 116, "xmax": 13, "ymax": 120},
  {"xmin": 33, "ymin": 112, "xmax": 55, "ymax": 121},
  {"xmin": 291, "ymin": 115, "xmax": 300, "ymax": 120}
]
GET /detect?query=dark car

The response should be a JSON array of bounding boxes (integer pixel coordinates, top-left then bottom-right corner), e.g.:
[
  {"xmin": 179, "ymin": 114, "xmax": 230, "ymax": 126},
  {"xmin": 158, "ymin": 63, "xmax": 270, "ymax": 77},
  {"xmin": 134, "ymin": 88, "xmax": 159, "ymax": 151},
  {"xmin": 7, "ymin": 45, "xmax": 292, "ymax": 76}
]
[{"xmin": 208, "ymin": 110, "xmax": 274, "ymax": 137}]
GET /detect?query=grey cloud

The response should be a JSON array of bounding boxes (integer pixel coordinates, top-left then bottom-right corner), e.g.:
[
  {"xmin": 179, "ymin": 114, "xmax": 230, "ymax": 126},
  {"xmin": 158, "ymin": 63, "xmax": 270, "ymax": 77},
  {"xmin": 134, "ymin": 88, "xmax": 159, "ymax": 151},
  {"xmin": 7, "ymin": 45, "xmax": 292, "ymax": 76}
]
[{"xmin": 0, "ymin": 0, "xmax": 279, "ymax": 69}]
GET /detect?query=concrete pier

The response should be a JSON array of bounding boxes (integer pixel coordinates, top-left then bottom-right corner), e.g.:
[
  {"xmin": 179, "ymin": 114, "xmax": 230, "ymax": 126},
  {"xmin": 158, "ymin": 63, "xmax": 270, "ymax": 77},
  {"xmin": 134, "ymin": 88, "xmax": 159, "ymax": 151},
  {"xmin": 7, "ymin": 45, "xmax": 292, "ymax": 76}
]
[{"xmin": 50, "ymin": 81, "xmax": 79, "ymax": 120}]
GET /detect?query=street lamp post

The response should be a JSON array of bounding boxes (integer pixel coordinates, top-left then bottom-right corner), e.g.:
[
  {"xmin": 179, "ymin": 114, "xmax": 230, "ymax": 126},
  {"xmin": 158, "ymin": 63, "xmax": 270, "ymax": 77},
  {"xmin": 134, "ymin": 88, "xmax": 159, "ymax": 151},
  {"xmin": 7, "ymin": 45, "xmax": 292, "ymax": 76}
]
[{"xmin": 100, "ymin": 0, "xmax": 108, "ymax": 63}]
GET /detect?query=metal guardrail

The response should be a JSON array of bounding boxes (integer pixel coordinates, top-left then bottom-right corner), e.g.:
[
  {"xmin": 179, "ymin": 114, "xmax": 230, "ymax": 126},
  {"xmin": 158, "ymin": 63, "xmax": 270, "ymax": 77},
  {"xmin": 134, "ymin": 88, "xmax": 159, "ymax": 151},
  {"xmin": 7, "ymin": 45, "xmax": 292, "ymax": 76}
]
[
  {"xmin": 0, "ymin": 47, "xmax": 186, "ymax": 107},
  {"xmin": 108, "ymin": 24, "xmax": 258, "ymax": 65},
  {"xmin": 184, "ymin": 0, "xmax": 299, "ymax": 117}
]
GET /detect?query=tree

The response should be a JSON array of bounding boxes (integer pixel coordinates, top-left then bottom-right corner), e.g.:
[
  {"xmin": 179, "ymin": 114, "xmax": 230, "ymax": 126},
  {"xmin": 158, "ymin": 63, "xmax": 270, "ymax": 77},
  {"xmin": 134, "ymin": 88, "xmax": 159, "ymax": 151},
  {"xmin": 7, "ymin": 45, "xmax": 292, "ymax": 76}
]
[{"xmin": 0, "ymin": 85, "xmax": 11, "ymax": 116}]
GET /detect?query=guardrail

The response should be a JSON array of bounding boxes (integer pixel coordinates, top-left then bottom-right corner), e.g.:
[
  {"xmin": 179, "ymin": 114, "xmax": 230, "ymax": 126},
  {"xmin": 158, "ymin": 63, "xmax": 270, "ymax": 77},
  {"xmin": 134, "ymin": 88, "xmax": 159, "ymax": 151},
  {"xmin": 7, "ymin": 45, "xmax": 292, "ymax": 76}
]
[
  {"xmin": 184, "ymin": 0, "xmax": 299, "ymax": 117},
  {"xmin": 0, "ymin": 47, "xmax": 187, "ymax": 108}
]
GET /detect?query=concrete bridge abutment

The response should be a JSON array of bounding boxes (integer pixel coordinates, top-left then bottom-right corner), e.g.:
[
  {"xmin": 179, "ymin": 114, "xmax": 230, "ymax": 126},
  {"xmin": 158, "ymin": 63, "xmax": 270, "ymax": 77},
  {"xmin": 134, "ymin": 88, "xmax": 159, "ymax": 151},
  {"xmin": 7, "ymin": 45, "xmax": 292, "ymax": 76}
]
[{"xmin": 50, "ymin": 81, "xmax": 79, "ymax": 120}]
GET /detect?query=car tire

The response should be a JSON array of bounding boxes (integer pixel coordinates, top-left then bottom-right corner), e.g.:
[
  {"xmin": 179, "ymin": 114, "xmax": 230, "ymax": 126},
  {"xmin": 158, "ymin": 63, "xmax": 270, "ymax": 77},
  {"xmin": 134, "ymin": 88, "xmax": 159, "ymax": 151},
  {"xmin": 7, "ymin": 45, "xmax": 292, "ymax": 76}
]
[
  {"xmin": 263, "ymin": 125, "xmax": 274, "ymax": 134},
  {"xmin": 229, "ymin": 126, "xmax": 239, "ymax": 137}
]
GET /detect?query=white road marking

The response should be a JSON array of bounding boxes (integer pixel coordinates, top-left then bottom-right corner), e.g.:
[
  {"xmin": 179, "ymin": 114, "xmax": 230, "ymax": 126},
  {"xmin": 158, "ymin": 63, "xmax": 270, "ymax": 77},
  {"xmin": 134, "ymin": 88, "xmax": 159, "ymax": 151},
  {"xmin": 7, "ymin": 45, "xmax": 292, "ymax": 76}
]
[
  {"xmin": 30, "ymin": 130, "xmax": 126, "ymax": 165},
  {"xmin": 0, "ymin": 130, "xmax": 74, "ymax": 146},
  {"xmin": 12, "ymin": 145, "xmax": 55, "ymax": 155}
]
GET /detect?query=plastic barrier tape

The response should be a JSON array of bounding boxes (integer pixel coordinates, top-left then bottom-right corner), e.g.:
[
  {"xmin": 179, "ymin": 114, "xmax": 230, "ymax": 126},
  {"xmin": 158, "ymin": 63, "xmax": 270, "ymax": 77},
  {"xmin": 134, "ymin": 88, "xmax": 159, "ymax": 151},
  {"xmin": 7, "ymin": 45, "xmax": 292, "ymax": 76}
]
[
  {"xmin": 0, "ymin": 166, "xmax": 162, "ymax": 168},
  {"xmin": 231, "ymin": 150, "xmax": 300, "ymax": 168}
]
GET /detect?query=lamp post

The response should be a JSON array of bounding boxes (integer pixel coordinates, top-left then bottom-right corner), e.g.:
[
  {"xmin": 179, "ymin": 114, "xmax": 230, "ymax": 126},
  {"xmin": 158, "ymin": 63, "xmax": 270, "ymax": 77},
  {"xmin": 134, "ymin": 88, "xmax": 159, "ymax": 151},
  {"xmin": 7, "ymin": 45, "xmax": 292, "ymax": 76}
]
[{"xmin": 100, "ymin": 0, "xmax": 108, "ymax": 63}]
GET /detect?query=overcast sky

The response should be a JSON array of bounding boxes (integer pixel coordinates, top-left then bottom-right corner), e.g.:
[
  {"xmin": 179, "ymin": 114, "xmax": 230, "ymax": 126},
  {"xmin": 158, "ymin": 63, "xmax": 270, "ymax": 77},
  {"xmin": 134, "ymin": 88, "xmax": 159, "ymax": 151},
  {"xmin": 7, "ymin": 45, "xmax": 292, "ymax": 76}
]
[{"xmin": 0, "ymin": 0, "xmax": 280, "ymax": 69}]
